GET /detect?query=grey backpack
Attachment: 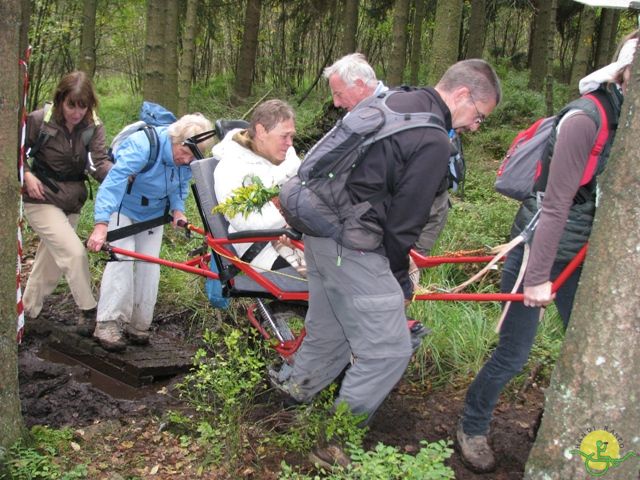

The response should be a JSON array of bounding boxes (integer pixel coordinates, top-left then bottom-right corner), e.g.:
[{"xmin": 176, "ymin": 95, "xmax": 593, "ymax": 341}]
[{"xmin": 279, "ymin": 90, "xmax": 447, "ymax": 251}]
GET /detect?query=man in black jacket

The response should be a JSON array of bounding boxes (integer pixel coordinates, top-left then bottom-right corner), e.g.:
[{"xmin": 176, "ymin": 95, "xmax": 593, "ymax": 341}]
[{"xmin": 280, "ymin": 55, "xmax": 501, "ymax": 470}]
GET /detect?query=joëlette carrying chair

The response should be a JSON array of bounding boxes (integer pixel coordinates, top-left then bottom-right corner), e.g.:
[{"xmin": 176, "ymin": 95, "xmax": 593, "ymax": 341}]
[{"xmin": 190, "ymin": 119, "xmax": 308, "ymax": 359}]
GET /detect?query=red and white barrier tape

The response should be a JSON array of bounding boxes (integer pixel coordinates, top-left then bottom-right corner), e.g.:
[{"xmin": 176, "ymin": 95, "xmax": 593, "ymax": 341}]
[{"xmin": 16, "ymin": 46, "xmax": 32, "ymax": 343}]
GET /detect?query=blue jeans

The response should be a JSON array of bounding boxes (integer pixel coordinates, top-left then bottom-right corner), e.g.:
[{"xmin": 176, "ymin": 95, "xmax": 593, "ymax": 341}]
[{"xmin": 461, "ymin": 243, "xmax": 582, "ymax": 436}]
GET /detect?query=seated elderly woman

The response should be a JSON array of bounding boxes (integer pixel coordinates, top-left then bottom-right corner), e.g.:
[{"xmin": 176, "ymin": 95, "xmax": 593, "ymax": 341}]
[{"xmin": 212, "ymin": 99, "xmax": 305, "ymax": 275}]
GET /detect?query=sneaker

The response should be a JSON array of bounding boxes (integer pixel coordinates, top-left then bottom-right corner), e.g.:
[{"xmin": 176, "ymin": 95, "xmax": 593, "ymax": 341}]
[
  {"xmin": 409, "ymin": 321, "xmax": 432, "ymax": 353},
  {"xmin": 76, "ymin": 308, "xmax": 96, "ymax": 337},
  {"xmin": 93, "ymin": 321, "xmax": 126, "ymax": 352},
  {"xmin": 308, "ymin": 443, "xmax": 351, "ymax": 471},
  {"xmin": 456, "ymin": 423, "xmax": 496, "ymax": 473},
  {"xmin": 124, "ymin": 325, "xmax": 150, "ymax": 345}
]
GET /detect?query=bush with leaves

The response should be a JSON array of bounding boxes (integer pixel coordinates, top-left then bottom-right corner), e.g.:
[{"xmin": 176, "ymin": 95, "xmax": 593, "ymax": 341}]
[
  {"xmin": 213, "ymin": 176, "xmax": 280, "ymax": 219},
  {"xmin": 4, "ymin": 426, "xmax": 88, "ymax": 480},
  {"xmin": 279, "ymin": 439, "xmax": 454, "ymax": 480},
  {"xmin": 176, "ymin": 327, "xmax": 266, "ymax": 463}
]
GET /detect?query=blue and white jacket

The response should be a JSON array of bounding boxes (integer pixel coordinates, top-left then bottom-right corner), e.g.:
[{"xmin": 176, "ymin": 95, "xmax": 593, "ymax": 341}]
[{"xmin": 94, "ymin": 126, "xmax": 192, "ymax": 223}]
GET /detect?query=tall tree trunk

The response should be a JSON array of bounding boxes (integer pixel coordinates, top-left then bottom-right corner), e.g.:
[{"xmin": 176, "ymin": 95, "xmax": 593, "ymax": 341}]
[
  {"xmin": 409, "ymin": 0, "xmax": 426, "ymax": 85},
  {"xmin": 78, "ymin": 0, "xmax": 97, "ymax": 76},
  {"xmin": 178, "ymin": 0, "xmax": 198, "ymax": 116},
  {"xmin": 341, "ymin": 0, "xmax": 359, "ymax": 55},
  {"xmin": 528, "ymin": 0, "xmax": 555, "ymax": 91},
  {"xmin": 595, "ymin": 8, "xmax": 619, "ymax": 69},
  {"xmin": 143, "ymin": 0, "xmax": 167, "ymax": 104},
  {"xmin": 544, "ymin": 0, "xmax": 557, "ymax": 116},
  {"xmin": 466, "ymin": 0, "xmax": 486, "ymax": 59},
  {"xmin": 388, "ymin": 0, "xmax": 410, "ymax": 86},
  {"xmin": 164, "ymin": 0, "xmax": 179, "ymax": 113},
  {"xmin": 427, "ymin": 0, "xmax": 463, "ymax": 85},
  {"xmin": 525, "ymin": 51, "xmax": 640, "ymax": 480},
  {"xmin": 0, "ymin": 0, "xmax": 26, "ymax": 455},
  {"xmin": 569, "ymin": 6, "xmax": 596, "ymax": 95},
  {"xmin": 233, "ymin": 0, "xmax": 262, "ymax": 104}
]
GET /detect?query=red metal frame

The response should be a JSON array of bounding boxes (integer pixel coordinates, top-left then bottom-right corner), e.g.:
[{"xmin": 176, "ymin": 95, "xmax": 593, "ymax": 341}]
[
  {"xmin": 99, "ymin": 223, "xmax": 588, "ymax": 359},
  {"xmin": 103, "ymin": 223, "xmax": 588, "ymax": 304}
]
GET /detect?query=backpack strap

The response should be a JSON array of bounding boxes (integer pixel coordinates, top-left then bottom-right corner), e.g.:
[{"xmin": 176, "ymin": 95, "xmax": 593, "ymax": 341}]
[
  {"xmin": 125, "ymin": 125, "xmax": 161, "ymax": 196},
  {"xmin": 533, "ymin": 86, "xmax": 618, "ymax": 202},
  {"xmin": 28, "ymin": 103, "xmax": 54, "ymax": 158}
]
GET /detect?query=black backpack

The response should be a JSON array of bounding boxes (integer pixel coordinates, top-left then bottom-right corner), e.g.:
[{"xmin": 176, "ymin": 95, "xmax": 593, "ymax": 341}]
[{"xmin": 279, "ymin": 90, "xmax": 447, "ymax": 251}]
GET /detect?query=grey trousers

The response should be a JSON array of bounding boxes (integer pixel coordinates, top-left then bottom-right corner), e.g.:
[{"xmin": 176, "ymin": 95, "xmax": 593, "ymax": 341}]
[
  {"xmin": 285, "ymin": 236, "xmax": 412, "ymax": 422},
  {"xmin": 414, "ymin": 190, "xmax": 450, "ymax": 256}
]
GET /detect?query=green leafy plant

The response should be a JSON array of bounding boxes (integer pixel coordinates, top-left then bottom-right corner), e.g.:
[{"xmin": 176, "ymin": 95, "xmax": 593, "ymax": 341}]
[
  {"xmin": 279, "ymin": 440, "xmax": 454, "ymax": 480},
  {"xmin": 3, "ymin": 426, "xmax": 88, "ymax": 480},
  {"xmin": 175, "ymin": 327, "xmax": 266, "ymax": 463},
  {"xmin": 213, "ymin": 176, "xmax": 280, "ymax": 219}
]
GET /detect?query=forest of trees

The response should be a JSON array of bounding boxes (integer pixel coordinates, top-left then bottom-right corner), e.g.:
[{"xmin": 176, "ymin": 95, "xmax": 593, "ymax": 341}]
[{"xmin": 21, "ymin": 0, "xmax": 634, "ymax": 115}]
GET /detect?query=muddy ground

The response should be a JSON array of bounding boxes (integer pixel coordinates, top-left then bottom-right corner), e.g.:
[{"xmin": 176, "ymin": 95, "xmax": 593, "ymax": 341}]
[{"xmin": 18, "ymin": 291, "xmax": 545, "ymax": 479}]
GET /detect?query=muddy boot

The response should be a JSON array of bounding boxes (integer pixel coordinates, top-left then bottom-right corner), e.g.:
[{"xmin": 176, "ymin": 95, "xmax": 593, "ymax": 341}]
[
  {"xmin": 93, "ymin": 321, "xmax": 126, "ymax": 352},
  {"xmin": 76, "ymin": 308, "xmax": 97, "ymax": 337},
  {"xmin": 124, "ymin": 324, "xmax": 150, "ymax": 346},
  {"xmin": 308, "ymin": 443, "xmax": 351, "ymax": 471},
  {"xmin": 456, "ymin": 423, "xmax": 496, "ymax": 473}
]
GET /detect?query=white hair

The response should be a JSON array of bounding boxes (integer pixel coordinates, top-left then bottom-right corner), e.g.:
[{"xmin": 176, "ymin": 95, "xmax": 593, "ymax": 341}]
[
  {"xmin": 323, "ymin": 53, "xmax": 378, "ymax": 87},
  {"xmin": 167, "ymin": 113, "xmax": 215, "ymax": 151}
]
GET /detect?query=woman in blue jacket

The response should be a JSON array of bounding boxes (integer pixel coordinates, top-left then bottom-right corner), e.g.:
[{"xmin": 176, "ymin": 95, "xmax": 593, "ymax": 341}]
[{"xmin": 86, "ymin": 113, "xmax": 214, "ymax": 351}]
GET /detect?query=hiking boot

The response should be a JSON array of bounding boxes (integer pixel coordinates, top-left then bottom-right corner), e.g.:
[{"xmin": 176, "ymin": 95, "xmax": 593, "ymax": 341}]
[
  {"xmin": 93, "ymin": 321, "xmax": 126, "ymax": 352},
  {"xmin": 456, "ymin": 423, "xmax": 496, "ymax": 473},
  {"xmin": 76, "ymin": 308, "xmax": 97, "ymax": 337},
  {"xmin": 308, "ymin": 443, "xmax": 351, "ymax": 471},
  {"xmin": 268, "ymin": 362, "xmax": 301, "ymax": 407},
  {"xmin": 124, "ymin": 324, "xmax": 150, "ymax": 346},
  {"xmin": 409, "ymin": 321, "xmax": 432, "ymax": 353}
]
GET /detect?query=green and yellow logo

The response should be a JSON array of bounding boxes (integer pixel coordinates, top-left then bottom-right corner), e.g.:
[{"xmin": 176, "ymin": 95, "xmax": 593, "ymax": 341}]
[{"xmin": 571, "ymin": 427, "xmax": 638, "ymax": 476}]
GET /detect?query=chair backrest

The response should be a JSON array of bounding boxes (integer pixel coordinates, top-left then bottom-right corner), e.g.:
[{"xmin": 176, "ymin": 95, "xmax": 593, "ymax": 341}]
[
  {"xmin": 190, "ymin": 156, "xmax": 234, "ymax": 249},
  {"xmin": 215, "ymin": 119, "xmax": 250, "ymax": 140}
]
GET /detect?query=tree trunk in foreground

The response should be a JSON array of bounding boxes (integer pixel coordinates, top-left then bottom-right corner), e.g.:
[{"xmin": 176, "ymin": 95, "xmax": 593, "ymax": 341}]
[
  {"xmin": 0, "ymin": 0, "xmax": 27, "ymax": 456},
  {"xmin": 525, "ymin": 52, "xmax": 640, "ymax": 480}
]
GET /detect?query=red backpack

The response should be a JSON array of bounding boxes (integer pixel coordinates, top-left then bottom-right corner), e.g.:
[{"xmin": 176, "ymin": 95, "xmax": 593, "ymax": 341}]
[{"xmin": 495, "ymin": 91, "xmax": 614, "ymax": 202}]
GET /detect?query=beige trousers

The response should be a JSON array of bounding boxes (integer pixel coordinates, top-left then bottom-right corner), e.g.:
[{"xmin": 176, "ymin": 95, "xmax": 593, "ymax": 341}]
[{"xmin": 23, "ymin": 203, "xmax": 97, "ymax": 317}]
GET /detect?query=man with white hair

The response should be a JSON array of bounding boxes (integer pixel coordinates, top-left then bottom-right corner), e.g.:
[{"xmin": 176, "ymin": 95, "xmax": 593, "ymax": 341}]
[{"xmin": 279, "ymin": 54, "xmax": 501, "ymax": 470}]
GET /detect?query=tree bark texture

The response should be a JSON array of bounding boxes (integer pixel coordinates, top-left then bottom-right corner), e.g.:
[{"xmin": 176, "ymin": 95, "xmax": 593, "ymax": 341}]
[
  {"xmin": 163, "ymin": 0, "xmax": 179, "ymax": 113},
  {"xmin": 143, "ymin": 0, "xmax": 167, "ymax": 104},
  {"xmin": 341, "ymin": 0, "xmax": 359, "ymax": 56},
  {"xmin": 466, "ymin": 0, "xmax": 486, "ymax": 59},
  {"xmin": 528, "ymin": 0, "xmax": 555, "ymax": 91},
  {"xmin": 525, "ymin": 52, "xmax": 640, "ymax": 479},
  {"xmin": 178, "ymin": 0, "xmax": 198, "ymax": 117},
  {"xmin": 233, "ymin": 0, "xmax": 262, "ymax": 103},
  {"xmin": 388, "ymin": 0, "xmax": 410, "ymax": 86},
  {"xmin": 569, "ymin": 6, "xmax": 596, "ymax": 96},
  {"xmin": 427, "ymin": 0, "xmax": 463, "ymax": 85},
  {"xmin": 78, "ymin": 0, "xmax": 97, "ymax": 77},
  {"xmin": 409, "ymin": 0, "xmax": 426, "ymax": 85},
  {"xmin": 0, "ymin": 0, "xmax": 27, "ymax": 455}
]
